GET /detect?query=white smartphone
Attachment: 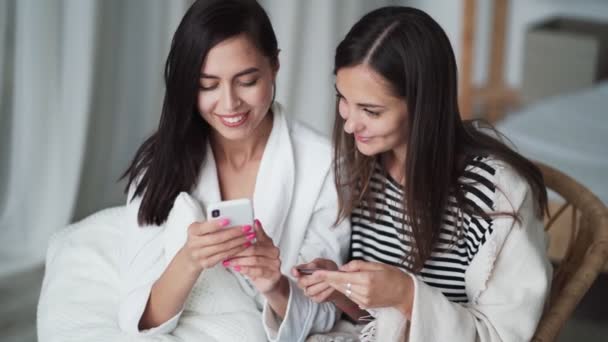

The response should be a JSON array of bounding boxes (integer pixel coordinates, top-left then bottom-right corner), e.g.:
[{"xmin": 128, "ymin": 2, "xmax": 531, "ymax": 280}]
[{"xmin": 206, "ymin": 198, "xmax": 254, "ymax": 228}]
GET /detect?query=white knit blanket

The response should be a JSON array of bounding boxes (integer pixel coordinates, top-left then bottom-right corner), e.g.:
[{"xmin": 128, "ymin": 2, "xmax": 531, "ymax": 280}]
[{"xmin": 171, "ymin": 264, "xmax": 266, "ymax": 341}]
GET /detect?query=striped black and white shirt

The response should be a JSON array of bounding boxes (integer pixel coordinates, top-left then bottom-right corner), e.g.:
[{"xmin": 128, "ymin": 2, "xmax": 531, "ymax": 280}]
[{"xmin": 350, "ymin": 156, "xmax": 497, "ymax": 303}]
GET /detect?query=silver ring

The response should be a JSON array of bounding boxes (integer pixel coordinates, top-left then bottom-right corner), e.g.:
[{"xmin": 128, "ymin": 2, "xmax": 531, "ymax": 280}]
[{"xmin": 345, "ymin": 283, "xmax": 352, "ymax": 297}]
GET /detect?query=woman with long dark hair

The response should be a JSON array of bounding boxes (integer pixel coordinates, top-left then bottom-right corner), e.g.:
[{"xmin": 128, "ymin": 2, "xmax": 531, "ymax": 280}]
[
  {"xmin": 117, "ymin": 1, "xmax": 350, "ymax": 340},
  {"xmin": 296, "ymin": 6, "xmax": 551, "ymax": 341}
]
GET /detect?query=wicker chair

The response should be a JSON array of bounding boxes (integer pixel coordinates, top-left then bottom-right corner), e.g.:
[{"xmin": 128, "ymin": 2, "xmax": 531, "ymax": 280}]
[{"xmin": 532, "ymin": 162, "xmax": 608, "ymax": 341}]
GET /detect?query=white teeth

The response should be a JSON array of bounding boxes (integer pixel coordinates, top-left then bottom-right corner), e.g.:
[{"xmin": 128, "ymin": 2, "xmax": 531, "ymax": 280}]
[{"xmin": 223, "ymin": 115, "xmax": 245, "ymax": 124}]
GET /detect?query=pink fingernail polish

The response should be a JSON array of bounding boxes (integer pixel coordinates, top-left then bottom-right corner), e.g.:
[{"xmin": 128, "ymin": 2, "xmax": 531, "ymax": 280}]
[
  {"xmin": 233, "ymin": 266, "xmax": 241, "ymax": 272},
  {"xmin": 242, "ymin": 225, "xmax": 252, "ymax": 233},
  {"xmin": 219, "ymin": 218, "xmax": 230, "ymax": 227},
  {"xmin": 244, "ymin": 241, "xmax": 252, "ymax": 248},
  {"xmin": 254, "ymin": 219, "xmax": 261, "ymax": 227},
  {"xmin": 222, "ymin": 260, "xmax": 230, "ymax": 267},
  {"xmin": 246, "ymin": 233, "xmax": 256, "ymax": 240}
]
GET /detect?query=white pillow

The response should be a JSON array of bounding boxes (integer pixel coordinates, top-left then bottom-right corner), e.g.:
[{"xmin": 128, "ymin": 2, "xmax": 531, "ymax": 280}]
[{"xmin": 37, "ymin": 207, "xmax": 177, "ymax": 342}]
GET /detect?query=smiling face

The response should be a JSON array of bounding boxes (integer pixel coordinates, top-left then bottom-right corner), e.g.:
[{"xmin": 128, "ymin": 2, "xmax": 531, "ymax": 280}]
[
  {"xmin": 335, "ymin": 64, "xmax": 409, "ymax": 157},
  {"xmin": 197, "ymin": 33, "xmax": 278, "ymax": 142}
]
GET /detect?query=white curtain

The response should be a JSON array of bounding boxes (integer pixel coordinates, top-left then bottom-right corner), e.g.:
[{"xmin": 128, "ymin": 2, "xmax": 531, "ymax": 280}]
[
  {"xmin": 0, "ymin": 0, "xmax": 406, "ymax": 277},
  {"xmin": 0, "ymin": 0, "xmax": 192, "ymax": 277},
  {"xmin": 0, "ymin": 0, "xmax": 99, "ymax": 275}
]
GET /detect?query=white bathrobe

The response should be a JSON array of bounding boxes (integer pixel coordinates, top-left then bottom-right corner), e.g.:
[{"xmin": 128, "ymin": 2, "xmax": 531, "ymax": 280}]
[
  {"xmin": 117, "ymin": 103, "xmax": 351, "ymax": 342},
  {"xmin": 316, "ymin": 160, "xmax": 553, "ymax": 342}
]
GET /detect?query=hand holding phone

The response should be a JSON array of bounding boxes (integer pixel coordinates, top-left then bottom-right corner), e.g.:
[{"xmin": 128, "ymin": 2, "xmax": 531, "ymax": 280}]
[
  {"xmin": 293, "ymin": 259, "xmax": 341, "ymax": 304},
  {"xmin": 177, "ymin": 198, "xmax": 256, "ymax": 273}
]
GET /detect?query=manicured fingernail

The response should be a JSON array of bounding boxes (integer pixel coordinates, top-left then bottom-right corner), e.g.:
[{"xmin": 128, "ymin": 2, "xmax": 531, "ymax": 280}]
[
  {"xmin": 242, "ymin": 225, "xmax": 252, "ymax": 233},
  {"xmin": 254, "ymin": 219, "xmax": 261, "ymax": 227},
  {"xmin": 246, "ymin": 233, "xmax": 256, "ymax": 240},
  {"xmin": 233, "ymin": 266, "xmax": 241, "ymax": 272},
  {"xmin": 222, "ymin": 260, "xmax": 230, "ymax": 267},
  {"xmin": 244, "ymin": 241, "xmax": 252, "ymax": 248},
  {"xmin": 219, "ymin": 218, "xmax": 230, "ymax": 227}
]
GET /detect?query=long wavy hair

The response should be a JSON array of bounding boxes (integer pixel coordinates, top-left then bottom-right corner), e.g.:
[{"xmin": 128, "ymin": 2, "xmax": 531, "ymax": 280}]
[
  {"xmin": 122, "ymin": 0, "xmax": 279, "ymax": 226},
  {"xmin": 333, "ymin": 6, "xmax": 547, "ymax": 271}
]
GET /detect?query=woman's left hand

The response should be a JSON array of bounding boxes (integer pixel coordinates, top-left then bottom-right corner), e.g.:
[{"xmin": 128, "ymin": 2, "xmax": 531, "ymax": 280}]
[
  {"xmin": 228, "ymin": 219, "xmax": 286, "ymax": 295},
  {"xmin": 317, "ymin": 260, "xmax": 415, "ymax": 318}
]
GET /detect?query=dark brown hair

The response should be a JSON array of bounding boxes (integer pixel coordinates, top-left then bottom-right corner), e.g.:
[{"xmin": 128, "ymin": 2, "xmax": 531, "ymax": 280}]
[
  {"xmin": 333, "ymin": 6, "xmax": 547, "ymax": 271},
  {"xmin": 122, "ymin": 0, "xmax": 279, "ymax": 226}
]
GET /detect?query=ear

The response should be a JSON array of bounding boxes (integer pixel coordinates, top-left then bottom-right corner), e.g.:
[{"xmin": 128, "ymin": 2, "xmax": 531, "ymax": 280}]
[{"xmin": 272, "ymin": 49, "xmax": 281, "ymax": 80}]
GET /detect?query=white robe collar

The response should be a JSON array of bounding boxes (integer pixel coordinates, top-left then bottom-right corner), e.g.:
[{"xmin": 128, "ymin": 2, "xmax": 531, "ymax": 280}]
[{"xmin": 192, "ymin": 102, "xmax": 295, "ymax": 243}]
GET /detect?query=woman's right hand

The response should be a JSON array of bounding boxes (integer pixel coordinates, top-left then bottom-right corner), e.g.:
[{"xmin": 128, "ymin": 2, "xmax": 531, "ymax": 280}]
[
  {"xmin": 294, "ymin": 259, "xmax": 370, "ymax": 322},
  {"xmin": 181, "ymin": 218, "xmax": 255, "ymax": 274},
  {"xmin": 139, "ymin": 219, "xmax": 254, "ymax": 330},
  {"xmin": 292, "ymin": 258, "xmax": 340, "ymax": 303}
]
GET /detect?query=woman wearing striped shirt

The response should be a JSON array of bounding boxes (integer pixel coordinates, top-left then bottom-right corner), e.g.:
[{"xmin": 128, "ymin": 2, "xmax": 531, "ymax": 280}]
[{"xmin": 294, "ymin": 6, "xmax": 552, "ymax": 342}]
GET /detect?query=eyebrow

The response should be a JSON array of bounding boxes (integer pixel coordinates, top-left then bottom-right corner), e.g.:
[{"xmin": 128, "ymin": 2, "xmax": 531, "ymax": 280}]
[
  {"xmin": 200, "ymin": 67, "xmax": 260, "ymax": 79},
  {"xmin": 334, "ymin": 84, "xmax": 386, "ymax": 109}
]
